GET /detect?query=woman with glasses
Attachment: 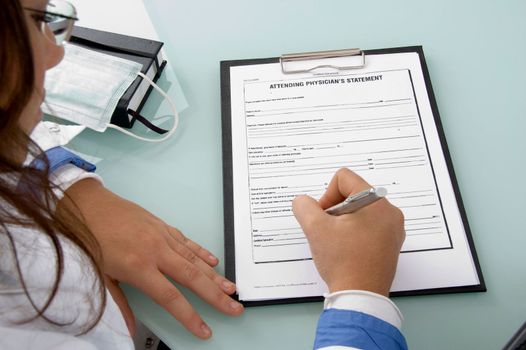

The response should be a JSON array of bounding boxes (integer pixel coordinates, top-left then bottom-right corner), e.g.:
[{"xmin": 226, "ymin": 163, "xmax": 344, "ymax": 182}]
[{"xmin": 0, "ymin": 0, "xmax": 407, "ymax": 349}]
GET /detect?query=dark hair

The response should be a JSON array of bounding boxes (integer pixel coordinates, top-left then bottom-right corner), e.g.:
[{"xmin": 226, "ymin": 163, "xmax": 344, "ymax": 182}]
[{"xmin": 0, "ymin": 0, "xmax": 105, "ymax": 333}]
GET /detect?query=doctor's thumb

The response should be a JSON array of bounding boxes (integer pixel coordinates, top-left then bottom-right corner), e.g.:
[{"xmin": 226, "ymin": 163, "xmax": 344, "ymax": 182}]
[{"xmin": 292, "ymin": 195, "xmax": 326, "ymax": 237}]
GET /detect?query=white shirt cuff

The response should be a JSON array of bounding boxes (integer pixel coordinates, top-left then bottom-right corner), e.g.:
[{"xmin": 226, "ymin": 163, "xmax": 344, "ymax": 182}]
[
  {"xmin": 50, "ymin": 164, "xmax": 103, "ymax": 200},
  {"xmin": 323, "ymin": 290, "xmax": 403, "ymax": 330}
]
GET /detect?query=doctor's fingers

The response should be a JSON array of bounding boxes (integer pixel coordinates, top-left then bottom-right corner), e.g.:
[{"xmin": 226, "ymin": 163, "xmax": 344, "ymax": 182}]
[
  {"xmin": 136, "ymin": 272, "xmax": 213, "ymax": 339},
  {"xmin": 318, "ymin": 168, "xmax": 371, "ymax": 209},
  {"xmin": 154, "ymin": 253, "xmax": 244, "ymax": 317},
  {"xmin": 163, "ymin": 233, "xmax": 237, "ymax": 295},
  {"xmin": 165, "ymin": 225, "xmax": 219, "ymax": 267}
]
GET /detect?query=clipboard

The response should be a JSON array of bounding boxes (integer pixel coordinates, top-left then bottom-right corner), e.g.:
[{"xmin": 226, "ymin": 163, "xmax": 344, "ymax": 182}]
[{"xmin": 221, "ymin": 46, "xmax": 486, "ymax": 306}]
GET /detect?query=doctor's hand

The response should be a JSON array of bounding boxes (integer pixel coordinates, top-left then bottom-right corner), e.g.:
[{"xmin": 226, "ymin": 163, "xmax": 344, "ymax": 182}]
[
  {"xmin": 58, "ymin": 178, "xmax": 244, "ymax": 339},
  {"xmin": 292, "ymin": 168, "xmax": 405, "ymax": 297}
]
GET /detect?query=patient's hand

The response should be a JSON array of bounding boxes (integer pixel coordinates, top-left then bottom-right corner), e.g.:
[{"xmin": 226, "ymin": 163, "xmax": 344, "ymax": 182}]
[{"xmin": 59, "ymin": 178, "xmax": 244, "ymax": 339}]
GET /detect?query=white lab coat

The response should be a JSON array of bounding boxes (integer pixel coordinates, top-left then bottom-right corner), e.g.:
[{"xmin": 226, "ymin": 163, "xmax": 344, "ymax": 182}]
[{"xmin": 0, "ymin": 123, "xmax": 133, "ymax": 350}]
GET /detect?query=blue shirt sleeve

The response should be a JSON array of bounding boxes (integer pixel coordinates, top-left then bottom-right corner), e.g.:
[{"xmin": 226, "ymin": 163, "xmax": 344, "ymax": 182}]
[
  {"xmin": 314, "ymin": 309, "xmax": 408, "ymax": 350},
  {"xmin": 31, "ymin": 146, "xmax": 96, "ymax": 173}
]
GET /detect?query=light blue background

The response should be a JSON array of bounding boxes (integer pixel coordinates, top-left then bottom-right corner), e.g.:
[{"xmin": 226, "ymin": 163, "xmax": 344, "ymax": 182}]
[{"xmin": 69, "ymin": 0, "xmax": 526, "ymax": 349}]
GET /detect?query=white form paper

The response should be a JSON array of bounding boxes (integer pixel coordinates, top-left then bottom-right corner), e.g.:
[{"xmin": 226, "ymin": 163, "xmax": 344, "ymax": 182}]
[{"xmin": 226, "ymin": 51, "xmax": 481, "ymax": 301}]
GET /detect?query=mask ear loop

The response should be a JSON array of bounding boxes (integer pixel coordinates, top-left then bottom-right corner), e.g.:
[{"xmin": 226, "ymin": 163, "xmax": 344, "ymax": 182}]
[{"xmin": 106, "ymin": 72, "xmax": 179, "ymax": 142}]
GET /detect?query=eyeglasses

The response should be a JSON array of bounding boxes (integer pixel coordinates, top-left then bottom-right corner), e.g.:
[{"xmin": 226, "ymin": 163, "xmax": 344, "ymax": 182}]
[{"xmin": 24, "ymin": 0, "xmax": 78, "ymax": 46}]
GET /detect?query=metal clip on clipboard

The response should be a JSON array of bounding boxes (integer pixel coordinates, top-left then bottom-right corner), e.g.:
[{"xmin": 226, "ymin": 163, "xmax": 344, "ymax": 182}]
[{"xmin": 280, "ymin": 48, "xmax": 366, "ymax": 74}]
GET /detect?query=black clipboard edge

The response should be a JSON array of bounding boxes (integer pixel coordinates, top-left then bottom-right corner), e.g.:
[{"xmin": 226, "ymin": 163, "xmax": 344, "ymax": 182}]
[
  {"xmin": 221, "ymin": 57, "xmax": 282, "ymax": 286},
  {"xmin": 220, "ymin": 60, "xmax": 235, "ymax": 285},
  {"xmin": 220, "ymin": 46, "xmax": 486, "ymax": 307}
]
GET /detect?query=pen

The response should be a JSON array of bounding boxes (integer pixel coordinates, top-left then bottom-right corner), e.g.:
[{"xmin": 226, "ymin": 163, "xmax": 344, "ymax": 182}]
[{"xmin": 325, "ymin": 187, "xmax": 387, "ymax": 216}]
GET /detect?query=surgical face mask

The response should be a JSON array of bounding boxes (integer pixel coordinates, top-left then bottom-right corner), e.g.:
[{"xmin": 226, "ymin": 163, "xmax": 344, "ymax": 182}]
[{"xmin": 42, "ymin": 44, "xmax": 179, "ymax": 142}]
